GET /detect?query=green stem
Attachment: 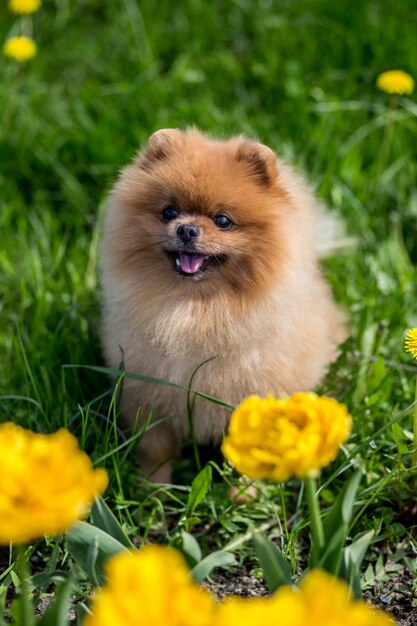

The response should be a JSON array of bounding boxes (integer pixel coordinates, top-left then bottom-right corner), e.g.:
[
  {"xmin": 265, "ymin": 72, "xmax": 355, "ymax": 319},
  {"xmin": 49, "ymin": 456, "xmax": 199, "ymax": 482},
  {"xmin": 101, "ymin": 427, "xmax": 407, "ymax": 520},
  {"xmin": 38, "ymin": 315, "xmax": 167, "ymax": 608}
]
[
  {"xmin": 305, "ymin": 477, "xmax": 325, "ymax": 567},
  {"xmin": 413, "ymin": 376, "xmax": 417, "ymax": 468},
  {"xmin": 16, "ymin": 545, "xmax": 34, "ymax": 626},
  {"xmin": 279, "ymin": 484, "xmax": 289, "ymax": 542}
]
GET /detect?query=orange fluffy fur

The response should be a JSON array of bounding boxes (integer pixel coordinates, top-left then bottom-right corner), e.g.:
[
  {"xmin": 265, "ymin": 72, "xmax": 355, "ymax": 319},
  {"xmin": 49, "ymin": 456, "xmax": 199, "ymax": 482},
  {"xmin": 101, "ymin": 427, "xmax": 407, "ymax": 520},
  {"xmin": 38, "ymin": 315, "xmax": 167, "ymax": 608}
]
[{"xmin": 100, "ymin": 129, "xmax": 346, "ymax": 482}]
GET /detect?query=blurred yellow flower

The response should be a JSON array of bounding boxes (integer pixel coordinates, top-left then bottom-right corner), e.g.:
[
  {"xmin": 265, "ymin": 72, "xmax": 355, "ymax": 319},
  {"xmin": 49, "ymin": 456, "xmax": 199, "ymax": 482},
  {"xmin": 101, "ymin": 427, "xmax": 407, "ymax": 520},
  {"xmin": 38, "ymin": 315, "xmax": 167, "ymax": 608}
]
[
  {"xmin": 222, "ymin": 393, "xmax": 352, "ymax": 482},
  {"xmin": 84, "ymin": 545, "xmax": 215, "ymax": 626},
  {"xmin": 0, "ymin": 422, "xmax": 108, "ymax": 544},
  {"xmin": 376, "ymin": 70, "xmax": 414, "ymax": 95},
  {"xmin": 3, "ymin": 36, "xmax": 37, "ymax": 62},
  {"xmin": 405, "ymin": 328, "xmax": 417, "ymax": 360},
  {"xmin": 215, "ymin": 570, "xmax": 394, "ymax": 626},
  {"xmin": 84, "ymin": 548, "xmax": 393, "ymax": 626},
  {"xmin": 8, "ymin": 0, "xmax": 41, "ymax": 13}
]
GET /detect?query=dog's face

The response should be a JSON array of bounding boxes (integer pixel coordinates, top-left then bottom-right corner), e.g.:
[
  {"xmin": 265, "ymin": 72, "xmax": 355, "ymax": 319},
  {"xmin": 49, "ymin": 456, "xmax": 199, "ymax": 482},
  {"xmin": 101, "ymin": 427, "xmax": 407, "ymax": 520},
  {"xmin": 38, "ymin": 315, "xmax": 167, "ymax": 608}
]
[{"xmin": 106, "ymin": 129, "xmax": 297, "ymax": 306}]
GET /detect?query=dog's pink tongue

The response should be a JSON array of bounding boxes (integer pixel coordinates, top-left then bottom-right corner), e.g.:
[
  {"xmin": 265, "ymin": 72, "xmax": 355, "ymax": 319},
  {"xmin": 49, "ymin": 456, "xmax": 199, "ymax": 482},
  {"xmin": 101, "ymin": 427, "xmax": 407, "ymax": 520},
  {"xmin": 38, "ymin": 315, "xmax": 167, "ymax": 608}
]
[{"xmin": 179, "ymin": 252, "xmax": 205, "ymax": 274}]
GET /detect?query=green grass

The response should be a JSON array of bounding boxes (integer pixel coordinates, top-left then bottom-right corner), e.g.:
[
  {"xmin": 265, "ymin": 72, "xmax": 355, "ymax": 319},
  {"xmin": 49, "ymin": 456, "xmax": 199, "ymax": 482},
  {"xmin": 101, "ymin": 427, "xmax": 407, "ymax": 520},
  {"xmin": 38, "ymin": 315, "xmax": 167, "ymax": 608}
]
[{"xmin": 1, "ymin": 0, "xmax": 417, "ymax": 609}]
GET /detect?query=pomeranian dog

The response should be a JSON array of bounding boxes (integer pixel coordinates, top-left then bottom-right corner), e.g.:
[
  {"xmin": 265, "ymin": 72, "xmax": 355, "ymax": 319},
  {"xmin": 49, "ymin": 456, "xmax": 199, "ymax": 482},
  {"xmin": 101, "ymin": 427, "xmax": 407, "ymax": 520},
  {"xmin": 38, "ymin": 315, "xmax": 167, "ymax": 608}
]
[{"xmin": 100, "ymin": 128, "xmax": 346, "ymax": 482}]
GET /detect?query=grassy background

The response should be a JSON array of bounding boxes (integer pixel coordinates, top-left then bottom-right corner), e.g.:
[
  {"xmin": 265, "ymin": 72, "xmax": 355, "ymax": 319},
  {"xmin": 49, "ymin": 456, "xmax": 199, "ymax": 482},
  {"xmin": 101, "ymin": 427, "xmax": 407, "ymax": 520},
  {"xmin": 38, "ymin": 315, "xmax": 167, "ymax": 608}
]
[{"xmin": 1, "ymin": 0, "xmax": 417, "ymax": 601}]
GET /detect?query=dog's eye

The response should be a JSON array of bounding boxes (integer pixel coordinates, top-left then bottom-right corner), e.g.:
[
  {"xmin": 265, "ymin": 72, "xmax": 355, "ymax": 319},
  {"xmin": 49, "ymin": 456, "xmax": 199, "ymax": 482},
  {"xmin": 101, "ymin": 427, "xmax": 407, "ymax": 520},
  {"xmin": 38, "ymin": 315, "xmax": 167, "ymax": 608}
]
[
  {"xmin": 162, "ymin": 206, "xmax": 179, "ymax": 221},
  {"xmin": 213, "ymin": 214, "xmax": 233, "ymax": 230}
]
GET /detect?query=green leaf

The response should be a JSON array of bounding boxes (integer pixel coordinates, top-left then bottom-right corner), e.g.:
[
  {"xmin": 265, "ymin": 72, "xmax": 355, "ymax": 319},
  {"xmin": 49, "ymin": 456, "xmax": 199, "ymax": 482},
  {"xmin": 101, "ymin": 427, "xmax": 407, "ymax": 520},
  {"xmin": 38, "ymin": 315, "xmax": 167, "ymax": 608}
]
[
  {"xmin": 319, "ymin": 471, "xmax": 362, "ymax": 575},
  {"xmin": 0, "ymin": 561, "xmax": 15, "ymax": 584},
  {"xmin": 86, "ymin": 537, "xmax": 100, "ymax": 587},
  {"xmin": 366, "ymin": 357, "xmax": 387, "ymax": 393},
  {"xmin": 37, "ymin": 576, "xmax": 74, "ymax": 626},
  {"xmin": 9, "ymin": 545, "xmax": 35, "ymax": 626},
  {"xmin": 322, "ymin": 470, "xmax": 361, "ymax": 539},
  {"xmin": 9, "ymin": 596, "xmax": 35, "ymax": 626},
  {"xmin": 181, "ymin": 531, "xmax": 202, "ymax": 566},
  {"xmin": 352, "ymin": 325, "xmax": 377, "ymax": 405},
  {"xmin": 65, "ymin": 521, "xmax": 128, "ymax": 585},
  {"xmin": 341, "ymin": 471, "xmax": 362, "ymax": 524},
  {"xmin": 184, "ymin": 516, "xmax": 201, "ymax": 532},
  {"xmin": 191, "ymin": 551, "xmax": 236, "ymax": 583},
  {"xmin": 185, "ymin": 465, "xmax": 212, "ymax": 518},
  {"xmin": 345, "ymin": 530, "xmax": 374, "ymax": 570},
  {"xmin": 404, "ymin": 556, "xmax": 417, "ymax": 574},
  {"xmin": 391, "ymin": 422, "xmax": 409, "ymax": 455},
  {"xmin": 317, "ymin": 525, "xmax": 347, "ymax": 570},
  {"xmin": 91, "ymin": 497, "xmax": 135, "ymax": 549},
  {"xmin": 340, "ymin": 530, "xmax": 374, "ymax": 599},
  {"xmin": 253, "ymin": 533, "xmax": 292, "ymax": 592},
  {"xmin": 31, "ymin": 571, "xmax": 67, "ymax": 589},
  {"xmin": 65, "ymin": 365, "xmax": 233, "ymax": 410},
  {"xmin": 345, "ymin": 565, "xmax": 361, "ymax": 599}
]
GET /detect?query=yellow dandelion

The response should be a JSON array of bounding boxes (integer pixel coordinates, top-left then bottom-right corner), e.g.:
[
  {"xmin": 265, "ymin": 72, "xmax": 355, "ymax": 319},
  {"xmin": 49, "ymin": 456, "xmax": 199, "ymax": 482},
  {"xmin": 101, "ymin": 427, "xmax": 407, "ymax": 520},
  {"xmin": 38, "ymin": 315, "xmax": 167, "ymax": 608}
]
[
  {"xmin": 215, "ymin": 570, "xmax": 394, "ymax": 626},
  {"xmin": 84, "ymin": 545, "xmax": 216, "ymax": 626},
  {"xmin": 0, "ymin": 422, "xmax": 108, "ymax": 544},
  {"xmin": 376, "ymin": 70, "xmax": 414, "ymax": 95},
  {"xmin": 222, "ymin": 393, "xmax": 352, "ymax": 482},
  {"xmin": 8, "ymin": 0, "xmax": 41, "ymax": 14},
  {"xmin": 405, "ymin": 328, "xmax": 417, "ymax": 360},
  {"xmin": 3, "ymin": 36, "xmax": 37, "ymax": 62}
]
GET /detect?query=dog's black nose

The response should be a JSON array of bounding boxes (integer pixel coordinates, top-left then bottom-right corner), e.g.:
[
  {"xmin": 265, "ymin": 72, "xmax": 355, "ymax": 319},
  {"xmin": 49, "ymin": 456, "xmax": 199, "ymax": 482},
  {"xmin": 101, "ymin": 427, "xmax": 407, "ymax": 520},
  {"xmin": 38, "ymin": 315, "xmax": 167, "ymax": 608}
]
[{"xmin": 177, "ymin": 224, "xmax": 200, "ymax": 243}]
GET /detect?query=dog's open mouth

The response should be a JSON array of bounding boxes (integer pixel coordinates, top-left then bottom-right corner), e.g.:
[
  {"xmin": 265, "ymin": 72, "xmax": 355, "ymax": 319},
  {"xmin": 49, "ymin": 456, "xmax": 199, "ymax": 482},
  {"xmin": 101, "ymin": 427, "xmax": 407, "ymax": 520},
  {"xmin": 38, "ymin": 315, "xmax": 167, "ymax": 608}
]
[{"xmin": 167, "ymin": 251, "xmax": 227, "ymax": 277}]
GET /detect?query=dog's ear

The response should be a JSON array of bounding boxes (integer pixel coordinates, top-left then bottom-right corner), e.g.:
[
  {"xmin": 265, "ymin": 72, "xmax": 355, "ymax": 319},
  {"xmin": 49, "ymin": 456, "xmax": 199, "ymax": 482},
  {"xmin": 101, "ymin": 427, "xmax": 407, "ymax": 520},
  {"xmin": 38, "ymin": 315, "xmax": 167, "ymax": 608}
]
[
  {"xmin": 140, "ymin": 129, "xmax": 182, "ymax": 168},
  {"xmin": 235, "ymin": 139, "xmax": 277, "ymax": 185}
]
